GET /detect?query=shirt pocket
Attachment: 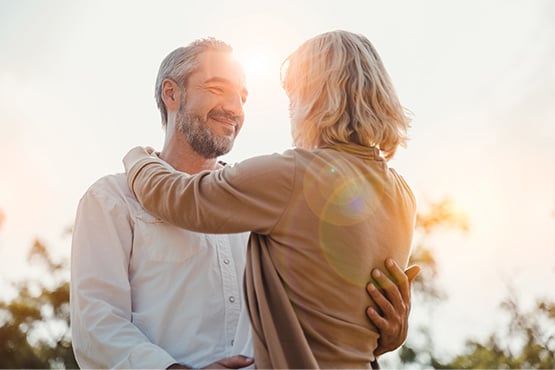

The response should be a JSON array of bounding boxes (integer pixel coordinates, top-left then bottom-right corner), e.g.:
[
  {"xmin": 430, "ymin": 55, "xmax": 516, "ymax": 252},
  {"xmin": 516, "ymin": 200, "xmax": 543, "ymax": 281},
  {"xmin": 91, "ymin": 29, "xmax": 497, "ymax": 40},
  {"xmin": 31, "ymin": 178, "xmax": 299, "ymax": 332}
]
[{"xmin": 134, "ymin": 211, "xmax": 205, "ymax": 262}]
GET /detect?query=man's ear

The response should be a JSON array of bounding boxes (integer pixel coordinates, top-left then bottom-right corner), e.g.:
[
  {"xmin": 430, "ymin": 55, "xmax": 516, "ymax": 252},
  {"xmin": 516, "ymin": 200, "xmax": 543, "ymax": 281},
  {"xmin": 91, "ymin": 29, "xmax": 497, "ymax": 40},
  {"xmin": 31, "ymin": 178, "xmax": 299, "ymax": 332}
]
[{"xmin": 161, "ymin": 79, "xmax": 181, "ymax": 113}]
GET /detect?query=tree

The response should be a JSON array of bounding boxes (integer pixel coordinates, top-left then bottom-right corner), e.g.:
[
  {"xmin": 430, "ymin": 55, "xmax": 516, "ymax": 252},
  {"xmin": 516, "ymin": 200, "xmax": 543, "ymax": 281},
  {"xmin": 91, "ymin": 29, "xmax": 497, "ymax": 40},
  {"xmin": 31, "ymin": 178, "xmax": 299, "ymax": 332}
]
[
  {"xmin": 0, "ymin": 239, "xmax": 77, "ymax": 369},
  {"xmin": 391, "ymin": 198, "xmax": 555, "ymax": 369},
  {"xmin": 435, "ymin": 294, "xmax": 555, "ymax": 369}
]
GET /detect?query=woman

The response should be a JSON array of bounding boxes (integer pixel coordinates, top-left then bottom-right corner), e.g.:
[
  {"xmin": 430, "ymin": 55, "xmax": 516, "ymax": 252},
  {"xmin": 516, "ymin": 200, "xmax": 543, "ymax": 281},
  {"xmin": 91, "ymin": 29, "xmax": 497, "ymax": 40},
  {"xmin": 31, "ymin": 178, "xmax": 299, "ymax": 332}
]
[{"xmin": 124, "ymin": 30, "xmax": 415, "ymax": 368}]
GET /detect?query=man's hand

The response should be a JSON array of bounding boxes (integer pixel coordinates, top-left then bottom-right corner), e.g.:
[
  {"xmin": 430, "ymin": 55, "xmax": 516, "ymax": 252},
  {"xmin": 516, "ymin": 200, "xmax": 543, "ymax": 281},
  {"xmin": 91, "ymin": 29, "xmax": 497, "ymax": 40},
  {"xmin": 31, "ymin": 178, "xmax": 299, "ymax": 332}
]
[
  {"xmin": 366, "ymin": 258, "xmax": 420, "ymax": 357},
  {"xmin": 202, "ymin": 355, "xmax": 254, "ymax": 369},
  {"xmin": 167, "ymin": 355, "xmax": 254, "ymax": 369}
]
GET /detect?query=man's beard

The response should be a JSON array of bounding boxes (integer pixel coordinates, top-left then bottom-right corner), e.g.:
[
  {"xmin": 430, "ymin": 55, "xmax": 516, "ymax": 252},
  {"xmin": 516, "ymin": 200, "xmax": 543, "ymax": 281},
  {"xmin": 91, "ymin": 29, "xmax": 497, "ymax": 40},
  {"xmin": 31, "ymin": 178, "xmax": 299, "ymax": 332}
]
[{"xmin": 176, "ymin": 106, "xmax": 237, "ymax": 159}]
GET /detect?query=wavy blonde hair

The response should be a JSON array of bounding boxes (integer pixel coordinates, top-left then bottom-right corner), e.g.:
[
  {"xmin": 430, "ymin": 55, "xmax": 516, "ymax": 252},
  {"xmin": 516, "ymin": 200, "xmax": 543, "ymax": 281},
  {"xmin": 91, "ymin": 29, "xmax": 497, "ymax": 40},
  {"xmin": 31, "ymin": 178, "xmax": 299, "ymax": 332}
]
[{"xmin": 281, "ymin": 30, "xmax": 411, "ymax": 160}]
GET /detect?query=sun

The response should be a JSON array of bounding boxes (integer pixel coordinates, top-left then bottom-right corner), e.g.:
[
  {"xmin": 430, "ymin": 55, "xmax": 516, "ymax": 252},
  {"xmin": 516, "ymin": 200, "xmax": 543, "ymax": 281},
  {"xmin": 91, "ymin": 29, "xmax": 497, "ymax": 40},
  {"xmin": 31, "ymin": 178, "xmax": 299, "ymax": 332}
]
[
  {"xmin": 241, "ymin": 53, "xmax": 265, "ymax": 78},
  {"xmin": 234, "ymin": 47, "xmax": 282, "ymax": 84}
]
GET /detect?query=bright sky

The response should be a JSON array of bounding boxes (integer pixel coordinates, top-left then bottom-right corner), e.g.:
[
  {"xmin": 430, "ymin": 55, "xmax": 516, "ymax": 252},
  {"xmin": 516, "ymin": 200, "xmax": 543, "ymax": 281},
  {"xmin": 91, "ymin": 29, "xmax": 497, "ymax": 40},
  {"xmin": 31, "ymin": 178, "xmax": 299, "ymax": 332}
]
[{"xmin": 1, "ymin": 0, "xmax": 554, "ymax": 360}]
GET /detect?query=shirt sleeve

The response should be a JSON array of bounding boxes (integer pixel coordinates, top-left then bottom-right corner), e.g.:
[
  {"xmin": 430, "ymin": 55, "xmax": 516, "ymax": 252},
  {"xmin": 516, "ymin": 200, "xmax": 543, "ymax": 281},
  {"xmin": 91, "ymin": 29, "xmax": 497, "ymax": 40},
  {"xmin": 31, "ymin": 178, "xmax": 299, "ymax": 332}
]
[
  {"xmin": 70, "ymin": 187, "xmax": 177, "ymax": 369},
  {"xmin": 124, "ymin": 148, "xmax": 295, "ymax": 235}
]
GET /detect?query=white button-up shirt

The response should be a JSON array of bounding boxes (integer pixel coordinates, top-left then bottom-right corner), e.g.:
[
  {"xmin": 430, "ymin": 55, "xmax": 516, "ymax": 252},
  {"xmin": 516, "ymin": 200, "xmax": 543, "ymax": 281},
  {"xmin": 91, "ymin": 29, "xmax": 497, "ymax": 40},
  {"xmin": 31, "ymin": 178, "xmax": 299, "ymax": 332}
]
[{"xmin": 70, "ymin": 167, "xmax": 253, "ymax": 369}]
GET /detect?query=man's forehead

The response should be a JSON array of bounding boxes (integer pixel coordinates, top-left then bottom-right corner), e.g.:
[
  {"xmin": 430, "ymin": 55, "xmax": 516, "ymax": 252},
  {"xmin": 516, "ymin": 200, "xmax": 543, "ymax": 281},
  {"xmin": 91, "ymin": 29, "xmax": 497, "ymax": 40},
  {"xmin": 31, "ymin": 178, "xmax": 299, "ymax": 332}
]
[{"xmin": 195, "ymin": 50, "xmax": 246, "ymax": 83}]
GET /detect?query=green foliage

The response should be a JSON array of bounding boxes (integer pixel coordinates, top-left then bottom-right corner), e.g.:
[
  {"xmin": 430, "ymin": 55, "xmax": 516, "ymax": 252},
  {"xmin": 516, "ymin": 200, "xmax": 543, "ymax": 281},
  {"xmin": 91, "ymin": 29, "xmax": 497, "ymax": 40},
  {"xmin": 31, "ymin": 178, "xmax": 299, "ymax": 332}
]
[
  {"xmin": 434, "ymin": 295, "xmax": 555, "ymax": 369},
  {"xmin": 0, "ymin": 240, "xmax": 77, "ymax": 369},
  {"xmin": 398, "ymin": 197, "xmax": 555, "ymax": 369}
]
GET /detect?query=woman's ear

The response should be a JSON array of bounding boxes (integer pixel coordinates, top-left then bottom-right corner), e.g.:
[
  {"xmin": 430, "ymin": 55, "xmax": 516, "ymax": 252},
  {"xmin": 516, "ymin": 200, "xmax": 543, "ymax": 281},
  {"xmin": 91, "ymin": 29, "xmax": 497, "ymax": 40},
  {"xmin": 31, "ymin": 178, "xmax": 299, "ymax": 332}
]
[{"xmin": 161, "ymin": 79, "xmax": 181, "ymax": 113}]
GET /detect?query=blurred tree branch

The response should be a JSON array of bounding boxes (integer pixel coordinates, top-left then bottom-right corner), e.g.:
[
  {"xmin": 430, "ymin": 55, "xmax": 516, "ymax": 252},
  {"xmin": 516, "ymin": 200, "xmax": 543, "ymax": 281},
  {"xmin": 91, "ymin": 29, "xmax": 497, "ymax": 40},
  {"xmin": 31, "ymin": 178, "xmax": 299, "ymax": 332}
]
[{"xmin": 0, "ymin": 236, "xmax": 77, "ymax": 369}]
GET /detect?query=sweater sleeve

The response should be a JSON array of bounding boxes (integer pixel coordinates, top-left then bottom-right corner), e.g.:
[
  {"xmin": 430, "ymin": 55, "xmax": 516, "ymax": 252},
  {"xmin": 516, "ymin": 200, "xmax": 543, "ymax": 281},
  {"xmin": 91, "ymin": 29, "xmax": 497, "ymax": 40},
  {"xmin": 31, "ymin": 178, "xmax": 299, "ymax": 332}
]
[{"xmin": 123, "ymin": 146, "xmax": 295, "ymax": 235}]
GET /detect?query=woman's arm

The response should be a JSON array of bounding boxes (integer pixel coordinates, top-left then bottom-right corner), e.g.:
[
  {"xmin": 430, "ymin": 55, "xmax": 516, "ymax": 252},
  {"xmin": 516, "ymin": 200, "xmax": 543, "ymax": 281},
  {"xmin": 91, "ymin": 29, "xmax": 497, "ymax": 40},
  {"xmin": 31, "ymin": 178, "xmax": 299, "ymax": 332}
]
[{"xmin": 123, "ymin": 146, "xmax": 295, "ymax": 235}]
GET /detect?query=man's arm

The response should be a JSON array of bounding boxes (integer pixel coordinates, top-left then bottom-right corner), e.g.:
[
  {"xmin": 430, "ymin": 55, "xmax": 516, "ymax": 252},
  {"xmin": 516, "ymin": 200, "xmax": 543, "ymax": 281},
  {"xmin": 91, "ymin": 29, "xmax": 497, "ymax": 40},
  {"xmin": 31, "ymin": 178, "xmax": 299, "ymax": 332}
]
[
  {"xmin": 70, "ymin": 186, "xmax": 176, "ymax": 369},
  {"xmin": 366, "ymin": 258, "xmax": 421, "ymax": 357},
  {"xmin": 72, "ymin": 184, "xmax": 255, "ymax": 370},
  {"xmin": 168, "ymin": 356, "xmax": 254, "ymax": 369}
]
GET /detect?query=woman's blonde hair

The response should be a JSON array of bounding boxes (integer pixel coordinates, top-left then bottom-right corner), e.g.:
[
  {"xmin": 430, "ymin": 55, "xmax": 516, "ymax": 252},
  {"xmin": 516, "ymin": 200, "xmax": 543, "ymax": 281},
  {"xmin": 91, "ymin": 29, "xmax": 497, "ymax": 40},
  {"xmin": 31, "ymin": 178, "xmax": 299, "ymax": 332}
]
[{"xmin": 281, "ymin": 30, "xmax": 411, "ymax": 160}]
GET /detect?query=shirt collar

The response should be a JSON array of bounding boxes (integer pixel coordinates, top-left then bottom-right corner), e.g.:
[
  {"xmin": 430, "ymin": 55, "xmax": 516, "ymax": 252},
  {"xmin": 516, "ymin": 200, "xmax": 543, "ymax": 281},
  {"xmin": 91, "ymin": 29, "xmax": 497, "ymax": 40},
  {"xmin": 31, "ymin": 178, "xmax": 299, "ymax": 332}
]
[
  {"xmin": 151, "ymin": 152, "xmax": 228, "ymax": 174},
  {"xmin": 319, "ymin": 143, "xmax": 382, "ymax": 160}
]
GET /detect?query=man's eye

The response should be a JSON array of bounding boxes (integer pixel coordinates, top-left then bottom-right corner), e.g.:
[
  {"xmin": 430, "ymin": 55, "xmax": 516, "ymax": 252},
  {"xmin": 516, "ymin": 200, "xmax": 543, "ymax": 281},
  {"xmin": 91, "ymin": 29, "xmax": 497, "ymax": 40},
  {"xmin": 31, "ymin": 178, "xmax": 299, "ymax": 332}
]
[{"xmin": 209, "ymin": 86, "xmax": 224, "ymax": 94}]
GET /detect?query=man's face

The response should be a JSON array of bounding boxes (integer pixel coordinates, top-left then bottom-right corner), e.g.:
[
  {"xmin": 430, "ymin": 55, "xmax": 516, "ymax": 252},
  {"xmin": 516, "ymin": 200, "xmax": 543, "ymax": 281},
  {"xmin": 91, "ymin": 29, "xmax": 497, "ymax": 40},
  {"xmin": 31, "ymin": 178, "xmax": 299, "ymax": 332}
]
[{"xmin": 176, "ymin": 50, "xmax": 248, "ymax": 159}]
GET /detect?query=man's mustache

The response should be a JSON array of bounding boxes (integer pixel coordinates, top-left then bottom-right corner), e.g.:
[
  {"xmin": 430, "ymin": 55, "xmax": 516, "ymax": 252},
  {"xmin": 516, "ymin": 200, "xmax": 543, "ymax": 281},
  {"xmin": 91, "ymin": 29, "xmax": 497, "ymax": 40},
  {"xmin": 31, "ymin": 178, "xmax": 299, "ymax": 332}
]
[{"xmin": 208, "ymin": 110, "xmax": 241, "ymax": 125}]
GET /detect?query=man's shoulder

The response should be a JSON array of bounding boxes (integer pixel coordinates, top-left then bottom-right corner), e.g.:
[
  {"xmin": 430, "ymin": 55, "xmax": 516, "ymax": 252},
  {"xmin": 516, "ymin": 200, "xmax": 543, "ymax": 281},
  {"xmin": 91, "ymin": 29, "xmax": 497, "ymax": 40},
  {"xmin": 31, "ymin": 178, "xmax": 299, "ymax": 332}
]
[
  {"xmin": 87, "ymin": 172, "xmax": 128, "ymax": 192},
  {"xmin": 81, "ymin": 172, "xmax": 135, "ymax": 205}
]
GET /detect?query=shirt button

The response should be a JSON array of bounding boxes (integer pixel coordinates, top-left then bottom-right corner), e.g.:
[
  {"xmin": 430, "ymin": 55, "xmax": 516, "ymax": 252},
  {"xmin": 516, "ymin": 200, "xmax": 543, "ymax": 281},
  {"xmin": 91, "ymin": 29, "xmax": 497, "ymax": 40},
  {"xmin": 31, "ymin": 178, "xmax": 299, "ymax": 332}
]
[
  {"xmin": 229, "ymin": 296, "xmax": 235, "ymax": 303},
  {"xmin": 224, "ymin": 258, "xmax": 230, "ymax": 264}
]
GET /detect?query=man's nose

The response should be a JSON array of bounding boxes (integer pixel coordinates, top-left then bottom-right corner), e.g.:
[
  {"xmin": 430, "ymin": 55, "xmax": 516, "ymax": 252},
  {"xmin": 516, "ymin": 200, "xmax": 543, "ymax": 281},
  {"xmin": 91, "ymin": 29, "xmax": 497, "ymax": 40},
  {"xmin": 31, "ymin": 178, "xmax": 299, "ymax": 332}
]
[{"xmin": 221, "ymin": 91, "xmax": 244, "ymax": 117}]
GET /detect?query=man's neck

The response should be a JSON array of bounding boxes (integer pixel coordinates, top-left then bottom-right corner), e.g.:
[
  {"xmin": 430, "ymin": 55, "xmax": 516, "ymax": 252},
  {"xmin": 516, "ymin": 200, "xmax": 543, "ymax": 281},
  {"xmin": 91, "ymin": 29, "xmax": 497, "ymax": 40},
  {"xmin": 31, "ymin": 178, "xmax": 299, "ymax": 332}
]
[{"xmin": 159, "ymin": 139, "xmax": 221, "ymax": 175}]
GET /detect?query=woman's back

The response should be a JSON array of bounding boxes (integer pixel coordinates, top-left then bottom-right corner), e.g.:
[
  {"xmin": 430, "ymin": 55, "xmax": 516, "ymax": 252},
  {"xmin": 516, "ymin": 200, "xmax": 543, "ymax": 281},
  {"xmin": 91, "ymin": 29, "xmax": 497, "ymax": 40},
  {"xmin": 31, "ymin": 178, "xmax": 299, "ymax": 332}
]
[{"xmin": 245, "ymin": 143, "xmax": 415, "ymax": 368}]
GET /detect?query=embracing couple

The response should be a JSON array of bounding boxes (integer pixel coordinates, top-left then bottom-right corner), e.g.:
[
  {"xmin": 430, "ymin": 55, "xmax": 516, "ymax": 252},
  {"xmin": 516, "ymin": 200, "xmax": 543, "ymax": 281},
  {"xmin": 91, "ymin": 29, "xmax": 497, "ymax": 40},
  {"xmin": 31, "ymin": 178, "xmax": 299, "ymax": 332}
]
[{"xmin": 71, "ymin": 30, "xmax": 418, "ymax": 369}]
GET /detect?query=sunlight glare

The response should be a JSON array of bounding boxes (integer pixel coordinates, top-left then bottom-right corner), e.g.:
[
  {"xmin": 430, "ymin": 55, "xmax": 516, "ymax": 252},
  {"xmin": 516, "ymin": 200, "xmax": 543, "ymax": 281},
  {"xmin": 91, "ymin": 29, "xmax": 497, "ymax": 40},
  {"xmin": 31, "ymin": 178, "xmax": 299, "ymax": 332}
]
[{"xmin": 234, "ymin": 47, "xmax": 281, "ymax": 84}]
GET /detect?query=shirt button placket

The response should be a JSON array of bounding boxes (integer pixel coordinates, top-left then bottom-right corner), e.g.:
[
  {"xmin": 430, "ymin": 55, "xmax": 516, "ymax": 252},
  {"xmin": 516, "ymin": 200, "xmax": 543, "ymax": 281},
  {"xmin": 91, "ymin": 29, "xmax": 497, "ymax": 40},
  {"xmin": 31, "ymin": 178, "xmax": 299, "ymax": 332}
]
[{"xmin": 217, "ymin": 236, "xmax": 240, "ymax": 354}]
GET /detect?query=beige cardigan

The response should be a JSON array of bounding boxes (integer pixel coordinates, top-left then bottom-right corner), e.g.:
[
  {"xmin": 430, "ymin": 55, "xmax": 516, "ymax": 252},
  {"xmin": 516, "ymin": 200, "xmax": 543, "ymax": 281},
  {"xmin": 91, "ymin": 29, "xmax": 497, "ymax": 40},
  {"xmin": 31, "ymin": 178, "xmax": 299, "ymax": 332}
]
[{"xmin": 124, "ymin": 143, "xmax": 416, "ymax": 369}]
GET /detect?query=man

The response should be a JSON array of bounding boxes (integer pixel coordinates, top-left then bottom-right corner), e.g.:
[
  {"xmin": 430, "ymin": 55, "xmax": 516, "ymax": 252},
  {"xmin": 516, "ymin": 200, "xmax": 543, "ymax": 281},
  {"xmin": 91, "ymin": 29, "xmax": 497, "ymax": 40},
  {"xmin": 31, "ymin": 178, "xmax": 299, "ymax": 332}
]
[{"xmin": 70, "ymin": 37, "xmax": 418, "ymax": 369}]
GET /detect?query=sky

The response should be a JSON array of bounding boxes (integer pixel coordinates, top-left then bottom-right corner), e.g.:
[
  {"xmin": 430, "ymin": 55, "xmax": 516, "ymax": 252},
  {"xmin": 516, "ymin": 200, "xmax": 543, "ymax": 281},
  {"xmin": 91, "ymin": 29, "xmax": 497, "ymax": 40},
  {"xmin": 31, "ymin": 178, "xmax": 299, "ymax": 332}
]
[{"xmin": 1, "ymin": 0, "xmax": 554, "ymax": 361}]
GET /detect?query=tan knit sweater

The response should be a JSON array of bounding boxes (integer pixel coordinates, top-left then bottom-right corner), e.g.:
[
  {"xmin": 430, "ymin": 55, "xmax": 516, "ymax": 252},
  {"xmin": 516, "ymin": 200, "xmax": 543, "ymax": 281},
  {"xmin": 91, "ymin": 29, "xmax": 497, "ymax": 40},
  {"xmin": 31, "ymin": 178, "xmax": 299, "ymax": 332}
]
[{"xmin": 124, "ymin": 143, "xmax": 416, "ymax": 369}]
